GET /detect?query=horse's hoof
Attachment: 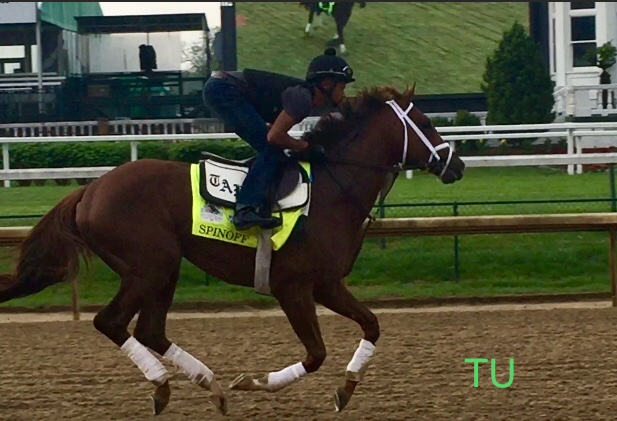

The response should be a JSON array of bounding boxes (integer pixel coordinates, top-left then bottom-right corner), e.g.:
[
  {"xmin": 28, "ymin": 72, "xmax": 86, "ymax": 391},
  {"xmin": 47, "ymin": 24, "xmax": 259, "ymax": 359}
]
[
  {"xmin": 229, "ymin": 373, "xmax": 266, "ymax": 391},
  {"xmin": 150, "ymin": 393, "xmax": 169, "ymax": 415},
  {"xmin": 334, "ymin": 387, "xmax": 351, "ymax": 412},
  {"xmin": 151, "ymin": 395, "xmax": 165, "ymax": 416},
  {"xmin": 229, "ymin": 373, "xmax": 256, "ymax": 391},
  {"xmin": 209, "ymin": 393, "xmax": 229, "ymax": 416},
  {"xmin": 150, "ymin": 381, "xmax": 171, "ymax": 415}
]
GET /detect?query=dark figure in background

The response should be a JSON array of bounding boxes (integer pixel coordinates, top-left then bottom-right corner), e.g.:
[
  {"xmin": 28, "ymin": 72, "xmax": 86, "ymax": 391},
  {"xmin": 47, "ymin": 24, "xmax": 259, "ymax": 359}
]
[
  {"xmin": 202, "ymin": 48, "xmax": 355, "ymax": 231},
  {"xmin": 299, "ymin": 2, "xmax": 366, "ymax": 54},
  {"xmin": 300, "ymin": 1, "xmax": 327, "ymax": 36}
]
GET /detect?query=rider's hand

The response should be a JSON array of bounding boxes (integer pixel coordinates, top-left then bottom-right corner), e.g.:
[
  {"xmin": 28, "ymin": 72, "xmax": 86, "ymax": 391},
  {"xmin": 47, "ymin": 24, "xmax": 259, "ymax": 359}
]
[{"xmin": 288, "ymin": 143, "xmax": 326, "ymax": 163}]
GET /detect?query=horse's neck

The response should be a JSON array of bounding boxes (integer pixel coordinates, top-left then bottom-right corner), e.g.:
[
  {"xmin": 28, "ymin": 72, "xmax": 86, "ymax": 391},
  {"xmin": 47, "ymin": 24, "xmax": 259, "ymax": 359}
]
[{"xmin": 320, "ymin": 131, "xmax": 392, "ymax": 228}]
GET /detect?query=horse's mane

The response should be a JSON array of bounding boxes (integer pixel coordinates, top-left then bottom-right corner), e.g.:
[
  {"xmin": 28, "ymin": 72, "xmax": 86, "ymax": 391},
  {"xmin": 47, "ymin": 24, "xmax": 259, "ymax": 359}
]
[{"xmin": 303, "ymin": 85, "xmax": 416, "ymax": 147}]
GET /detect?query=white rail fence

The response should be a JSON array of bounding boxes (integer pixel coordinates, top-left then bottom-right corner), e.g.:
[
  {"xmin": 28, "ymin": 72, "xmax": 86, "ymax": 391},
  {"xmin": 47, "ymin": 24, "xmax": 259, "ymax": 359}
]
[
  {"xmin": 0, "ymin": 75, "xmax": 66, "ymax": 92},
  {"xmin": 2, "ymin": 122, "xmax": 617, "ymax": 188},
  {"xmin": 0, "ymin": 118, "xmax": 224, "ymax": 137},
  {"xmin": 0, "ymin": 112, "xmax": 486, "ymax": 138}
]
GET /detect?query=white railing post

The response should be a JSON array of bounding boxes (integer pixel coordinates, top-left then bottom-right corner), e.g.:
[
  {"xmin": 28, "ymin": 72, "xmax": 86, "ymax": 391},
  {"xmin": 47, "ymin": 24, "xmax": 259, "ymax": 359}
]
[
  {"xmin": 575, "ymin": 135, "xmax": 582, "ymax": 174},
  {"xmin": 130, "ymin": 142, "xmax": 139, "ymax": 161},
  {"xmin": 567, "ymin": 128, "xmax": 574, "ymax": 175},
  {"xmin": 2, "ymin": 143, "xmax": 9, "ymax": 188}
]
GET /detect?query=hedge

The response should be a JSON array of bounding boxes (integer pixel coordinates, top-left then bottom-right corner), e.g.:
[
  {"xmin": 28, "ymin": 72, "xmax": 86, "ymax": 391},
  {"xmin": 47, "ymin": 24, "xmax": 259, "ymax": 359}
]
[{"xmin": 3, "ymin": 139, "xmax": 256, "ymax": 186}]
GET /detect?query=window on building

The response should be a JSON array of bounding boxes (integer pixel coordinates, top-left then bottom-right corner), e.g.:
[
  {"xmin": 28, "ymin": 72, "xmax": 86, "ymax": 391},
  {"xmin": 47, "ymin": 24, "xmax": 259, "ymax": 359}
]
[
  {"xmin": 0, "ymin": 45, "xmax": 25, "ymax": 60},
  {"xmin": 569, "ymin": 2, "xmax": 596, "ymax": 67},
  {"xmin": 570, "ymin": 2, "xmax": 595, "ymax": 10},
  {"xmin": 0, "ymin": 45, "xmax": 25, "ymax": 75}
]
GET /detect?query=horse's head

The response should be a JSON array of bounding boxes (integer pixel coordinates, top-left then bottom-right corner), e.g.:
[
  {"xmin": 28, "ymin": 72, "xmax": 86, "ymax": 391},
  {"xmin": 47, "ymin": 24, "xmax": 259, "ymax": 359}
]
[
  {"xmin": 304, "ymin": 85, "xmax": 465, "ymax": 186},
  {"xmin": 382, "ymin": 88, "xmax": 465, "ymax": 184}
]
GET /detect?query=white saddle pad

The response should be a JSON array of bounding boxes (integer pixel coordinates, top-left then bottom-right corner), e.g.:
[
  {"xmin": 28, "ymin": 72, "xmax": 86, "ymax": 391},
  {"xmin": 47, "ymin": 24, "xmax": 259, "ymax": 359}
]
[{"xmin": 201, "ymin": 159, "xmax": 310, "ymax": 211}]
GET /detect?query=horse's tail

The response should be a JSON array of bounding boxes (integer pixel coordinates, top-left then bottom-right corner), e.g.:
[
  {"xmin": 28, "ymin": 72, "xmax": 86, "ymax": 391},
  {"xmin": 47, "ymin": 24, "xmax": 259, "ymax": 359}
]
[{"xmin": 0, "ymin": 186, "xmax": 91, "ymax": 303}]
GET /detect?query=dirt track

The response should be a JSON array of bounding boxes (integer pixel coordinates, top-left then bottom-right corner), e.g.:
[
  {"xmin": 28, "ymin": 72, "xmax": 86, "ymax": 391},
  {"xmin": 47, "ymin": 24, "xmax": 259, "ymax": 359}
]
[{"xmin": 1, "ymin": 301, "xmax": 617, "ymax": 421}]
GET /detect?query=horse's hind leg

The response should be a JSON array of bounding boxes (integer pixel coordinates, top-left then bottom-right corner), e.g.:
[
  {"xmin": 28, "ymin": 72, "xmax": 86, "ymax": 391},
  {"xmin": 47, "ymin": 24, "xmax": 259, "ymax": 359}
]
[
  {"xmin": 229, "ymin": 282, "xmax": 325, "ymax": 394},
  {"xmin": 305, "ymin": 10, "xmax": 314, "ymax": 35},
  {"xmin": 133, "ymin": 266, "xmax": 228, "ymax": 416},
  {"xmin": 314, "ymin": 279, "xmax": 380, "ymax": 412},
  {"xmin": 92, "ymin": 275, "xmax": 170, "ymax": 407},
  {"xmin": 130, "ymin": 268, "xmax": 175, "ymax": 415},
  {"xmin": 328, "ymin": 4, "xmax": 352, "ymax": 54},
  {"xmin": 86, "ymin": 220, "xmax": 226, "ymax": 416}
]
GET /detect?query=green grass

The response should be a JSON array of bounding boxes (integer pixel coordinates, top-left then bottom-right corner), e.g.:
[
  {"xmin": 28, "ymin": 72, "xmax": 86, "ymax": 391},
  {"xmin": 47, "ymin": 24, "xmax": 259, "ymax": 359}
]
[
  {"xmin": 384, "ymin": 167, "xmax": 616, "ymax": 217},
  {"xmin": 236, "ymin": 2, "xmax": 528, "ymax": 95},
  {"xmin": 2, "ymin": 167, "xmax": 613, "ymax": 219},
  {"xmin": 0, "ymin": 166, "xmax": 615, "ymax": 308}
]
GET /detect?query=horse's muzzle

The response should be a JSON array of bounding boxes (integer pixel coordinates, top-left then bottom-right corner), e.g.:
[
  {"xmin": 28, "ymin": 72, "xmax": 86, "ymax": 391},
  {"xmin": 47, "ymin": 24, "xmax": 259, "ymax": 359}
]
[{"xmin": 434, "ymin": 157, "xmax": 465, "ymax": 184}]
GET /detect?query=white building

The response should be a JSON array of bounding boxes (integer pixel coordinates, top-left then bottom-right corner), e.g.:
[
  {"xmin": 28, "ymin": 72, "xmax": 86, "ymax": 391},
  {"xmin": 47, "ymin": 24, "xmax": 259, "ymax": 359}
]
[{"xmin": 549, "ymin": 2, "xmax": 617, "ymax": 120}]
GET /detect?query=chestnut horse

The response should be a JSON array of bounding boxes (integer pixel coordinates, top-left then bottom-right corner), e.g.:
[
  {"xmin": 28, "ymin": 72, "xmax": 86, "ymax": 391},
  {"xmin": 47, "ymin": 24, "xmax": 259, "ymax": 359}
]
[{"xmin": 0, "ymin": 86, "xmax": 464, "ymax": 417}]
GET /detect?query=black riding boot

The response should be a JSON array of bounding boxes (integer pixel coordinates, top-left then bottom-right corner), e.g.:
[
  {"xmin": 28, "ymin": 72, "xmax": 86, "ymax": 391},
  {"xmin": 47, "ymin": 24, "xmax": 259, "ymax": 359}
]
[{"xmin": 233, "ymin": 204, "xmax": 282, "ymax": 231}]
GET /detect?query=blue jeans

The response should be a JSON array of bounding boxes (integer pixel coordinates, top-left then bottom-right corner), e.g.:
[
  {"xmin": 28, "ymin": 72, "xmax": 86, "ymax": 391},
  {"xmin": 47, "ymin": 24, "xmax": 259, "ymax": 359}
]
[{"xmin": 202, "ymin": 77, "xmax": 285, "ymax": 211}]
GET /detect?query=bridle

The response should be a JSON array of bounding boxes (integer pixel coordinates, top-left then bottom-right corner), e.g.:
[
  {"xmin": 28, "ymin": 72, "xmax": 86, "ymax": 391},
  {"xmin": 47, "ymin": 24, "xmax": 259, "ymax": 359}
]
[
  {"xmin": 310, "ymin": 97, "xmax": 456, "ymax": 227},
  {"xmin": 385, "ymin": 99, "xmax": 454, "ymax": 179},
  {"xmin": 286, "ymin": 96, "xmax": 459, "ymax": 218},
  {"xmin": 320, "ymin": 98, "xmax": 455, "ymax": 180}
]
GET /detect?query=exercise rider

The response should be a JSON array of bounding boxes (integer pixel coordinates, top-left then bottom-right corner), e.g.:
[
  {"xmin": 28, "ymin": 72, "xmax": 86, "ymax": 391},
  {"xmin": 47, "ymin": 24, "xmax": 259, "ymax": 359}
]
[{"xmin": 202, "ymin": 47, "xmax": 355, "ymax": 231}]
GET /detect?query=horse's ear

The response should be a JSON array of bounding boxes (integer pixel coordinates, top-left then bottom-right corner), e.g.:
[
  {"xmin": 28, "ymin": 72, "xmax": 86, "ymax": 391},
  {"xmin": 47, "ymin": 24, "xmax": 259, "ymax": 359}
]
[{"xmin": 401, "ymin": 82, "xmax": 416, "ymax": 103}]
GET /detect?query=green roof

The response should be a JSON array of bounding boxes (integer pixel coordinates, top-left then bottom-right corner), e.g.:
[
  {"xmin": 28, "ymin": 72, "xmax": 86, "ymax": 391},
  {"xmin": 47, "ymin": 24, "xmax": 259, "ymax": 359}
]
[{"xmin": 39, "ymin": 2, "xmax": 104, "ymax": 32}]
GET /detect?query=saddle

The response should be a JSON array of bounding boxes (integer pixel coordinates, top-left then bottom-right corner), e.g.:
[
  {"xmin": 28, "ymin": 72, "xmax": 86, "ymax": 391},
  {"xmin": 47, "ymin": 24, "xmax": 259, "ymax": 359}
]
[{"xmin": 198, "ymin": 152, "xmax": 311, "ymax": 212}]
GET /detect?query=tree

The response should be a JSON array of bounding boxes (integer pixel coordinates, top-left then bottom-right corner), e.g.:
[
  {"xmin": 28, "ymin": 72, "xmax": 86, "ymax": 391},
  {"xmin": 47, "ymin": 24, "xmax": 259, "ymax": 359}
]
[
  {"xmin": 481, "ymin": 21, "xmax": 555, "ymax": 126},
  {"xmin": 182, "ymin": 33, "xmax": 215, "ymax": 76}
]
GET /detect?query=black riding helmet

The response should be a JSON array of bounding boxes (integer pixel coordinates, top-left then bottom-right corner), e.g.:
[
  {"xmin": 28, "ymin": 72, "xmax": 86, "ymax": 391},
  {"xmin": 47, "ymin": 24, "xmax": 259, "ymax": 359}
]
[{"xmin": 305, "ymin": 47, "xmax": 355, "ymax": 84}]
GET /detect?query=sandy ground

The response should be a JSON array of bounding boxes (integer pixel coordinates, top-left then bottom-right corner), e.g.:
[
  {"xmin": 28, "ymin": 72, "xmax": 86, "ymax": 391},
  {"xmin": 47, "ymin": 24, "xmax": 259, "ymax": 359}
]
[{"xmin": 0, "ymin": 301, "xmax": 616, "ymax": 420}]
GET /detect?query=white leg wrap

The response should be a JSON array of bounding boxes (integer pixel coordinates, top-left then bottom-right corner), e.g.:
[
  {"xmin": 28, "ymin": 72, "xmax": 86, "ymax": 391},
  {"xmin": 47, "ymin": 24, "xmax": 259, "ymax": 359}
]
[
  {"xmin": 265, "ymin": 362, "xmax": 307, "ymax": 392},
  {"xmin": 346, "ymin": 339, "xmax": 375, "ymax": 381},
  {"xmin": 163, "ymin": 343, "xmax": 215, "ymax": 388},
  {"xmin": 121, "ymin": 336, "xmax": 168, "ymax": 385}
]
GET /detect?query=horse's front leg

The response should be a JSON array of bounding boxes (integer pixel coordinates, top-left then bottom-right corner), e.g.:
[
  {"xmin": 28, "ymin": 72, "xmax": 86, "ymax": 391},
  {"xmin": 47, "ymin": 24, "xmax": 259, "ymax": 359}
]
[
  {"xmin": 314, "ymin": 279, "xmax": 380, "ymax": 412},
  {"xmin": 229, "ymin": 282, "xmax": 325, "ymax": 393}
]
